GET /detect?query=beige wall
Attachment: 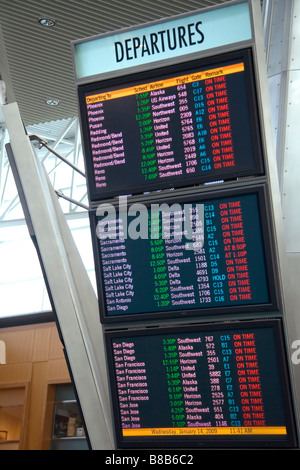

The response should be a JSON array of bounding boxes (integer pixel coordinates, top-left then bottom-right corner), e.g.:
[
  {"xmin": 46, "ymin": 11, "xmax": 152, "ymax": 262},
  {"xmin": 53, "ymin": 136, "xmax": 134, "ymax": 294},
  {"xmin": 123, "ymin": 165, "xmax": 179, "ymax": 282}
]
[{"xmin": 0, "ymin": 322, "xmax": 71, "ymax": 450}]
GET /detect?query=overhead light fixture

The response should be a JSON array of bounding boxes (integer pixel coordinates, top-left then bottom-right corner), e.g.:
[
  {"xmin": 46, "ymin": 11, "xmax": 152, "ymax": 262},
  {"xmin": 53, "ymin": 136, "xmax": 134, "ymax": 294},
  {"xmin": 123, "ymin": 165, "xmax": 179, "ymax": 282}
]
[
  {"xmin": 39, "ymin": 18, "xmax": 56, "ymax": 27},
  {"xmin": 45, "ymin": 99, "xmax": 59, "ymax": 106}
]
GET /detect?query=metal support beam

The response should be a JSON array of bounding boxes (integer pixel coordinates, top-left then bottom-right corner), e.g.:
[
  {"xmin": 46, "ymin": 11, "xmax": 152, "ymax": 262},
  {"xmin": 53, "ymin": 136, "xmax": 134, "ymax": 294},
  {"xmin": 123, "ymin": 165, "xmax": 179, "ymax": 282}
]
[
  {"xmin": 3, "ymin": 103, "xmax": 114, "ymax": 450},
  {"xmin": 263, "ymin": 0, "xmax": 300, "ymax": 438}
]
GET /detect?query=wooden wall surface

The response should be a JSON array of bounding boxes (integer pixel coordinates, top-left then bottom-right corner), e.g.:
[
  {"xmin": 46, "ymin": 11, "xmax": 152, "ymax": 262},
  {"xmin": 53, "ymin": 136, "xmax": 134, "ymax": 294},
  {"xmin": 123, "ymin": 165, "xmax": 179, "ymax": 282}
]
[{"xmin": 0, "ymin": 322, "xmax": 71, "ymax": 450}]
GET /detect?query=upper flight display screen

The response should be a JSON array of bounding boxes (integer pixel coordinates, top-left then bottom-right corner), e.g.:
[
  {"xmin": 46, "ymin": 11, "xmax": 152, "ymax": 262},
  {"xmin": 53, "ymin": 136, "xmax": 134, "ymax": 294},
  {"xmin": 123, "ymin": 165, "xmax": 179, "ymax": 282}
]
[{"xmin": 78, "ymin": 49, "xmax": 264, "ymax": 202}]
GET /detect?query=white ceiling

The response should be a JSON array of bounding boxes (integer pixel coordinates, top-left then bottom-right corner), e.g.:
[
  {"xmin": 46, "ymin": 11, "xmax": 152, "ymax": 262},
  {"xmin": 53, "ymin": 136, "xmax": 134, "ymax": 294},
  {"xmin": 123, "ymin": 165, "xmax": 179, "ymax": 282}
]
[{"xmin": 0, "ymin": 0, "xmax": 232, "ymax": 127}]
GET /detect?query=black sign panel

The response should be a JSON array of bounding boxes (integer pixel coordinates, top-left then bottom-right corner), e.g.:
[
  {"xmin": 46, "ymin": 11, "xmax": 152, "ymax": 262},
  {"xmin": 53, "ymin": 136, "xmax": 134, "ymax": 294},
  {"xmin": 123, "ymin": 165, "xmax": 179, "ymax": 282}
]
[
  {"xmin": 105, "ymin": 319, "xmax": 297, "ymax": 448},
  {"xmin": 79, "ymin": 49, "xmax": 264, "ymax": 202}
]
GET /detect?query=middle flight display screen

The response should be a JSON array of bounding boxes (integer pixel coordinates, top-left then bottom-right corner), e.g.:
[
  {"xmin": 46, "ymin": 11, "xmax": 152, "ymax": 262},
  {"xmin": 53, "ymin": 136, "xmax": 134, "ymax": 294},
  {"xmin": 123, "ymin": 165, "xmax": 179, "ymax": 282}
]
[{"xmin": 90, "ymin": 185, "xmax": 280, "ymax": 323}]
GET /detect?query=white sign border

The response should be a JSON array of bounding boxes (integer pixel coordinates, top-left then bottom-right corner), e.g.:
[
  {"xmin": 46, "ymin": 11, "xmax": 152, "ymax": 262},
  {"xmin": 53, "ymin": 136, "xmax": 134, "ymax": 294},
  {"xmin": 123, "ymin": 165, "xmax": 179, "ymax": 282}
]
[{"xmin": 71, "ymin": 0, "xmax": 253, "ymax": 84}]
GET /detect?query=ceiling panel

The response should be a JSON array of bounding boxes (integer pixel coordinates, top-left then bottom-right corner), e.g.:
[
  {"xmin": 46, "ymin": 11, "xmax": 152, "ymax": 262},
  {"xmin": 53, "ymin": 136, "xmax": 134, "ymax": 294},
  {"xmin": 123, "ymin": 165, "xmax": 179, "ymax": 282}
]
[{"xmin": 0, "ymin": 0, "xmax": 230, "ymax": 126}]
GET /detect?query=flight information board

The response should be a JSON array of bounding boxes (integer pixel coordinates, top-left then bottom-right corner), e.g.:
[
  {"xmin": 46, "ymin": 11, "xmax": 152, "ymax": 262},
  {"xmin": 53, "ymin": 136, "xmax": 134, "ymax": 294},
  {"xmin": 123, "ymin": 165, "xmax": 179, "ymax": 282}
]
[
  {"xmin": 105, "ymin": 319, "xmax": 297, "ymax": 448},
  {"xmin": 79, "ymin": 49, "xmax": 264, "ymax": 201},
  {"xmin": 90, "ymin": 185, "xmax": 279, "ymax": 323}
]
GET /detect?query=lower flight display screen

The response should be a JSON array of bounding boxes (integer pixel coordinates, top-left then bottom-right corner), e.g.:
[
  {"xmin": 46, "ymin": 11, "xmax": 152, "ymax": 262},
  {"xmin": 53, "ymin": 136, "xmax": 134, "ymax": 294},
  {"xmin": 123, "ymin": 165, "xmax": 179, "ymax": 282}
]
[
  {"xmin": 105, "ymin": 319, "xmax": 297, "ymax": 448},
  {"xmin": 90, "ymin": 185, "xmax": 279, "ymax": 323}
]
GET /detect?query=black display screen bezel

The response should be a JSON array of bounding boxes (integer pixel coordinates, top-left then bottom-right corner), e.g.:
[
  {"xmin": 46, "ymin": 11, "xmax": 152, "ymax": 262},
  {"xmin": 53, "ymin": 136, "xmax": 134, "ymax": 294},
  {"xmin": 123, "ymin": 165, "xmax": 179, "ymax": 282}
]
[
  {"xmin": 78, "ymin": 48, "xmax": 264, "ymax": 203},
  {"xmin": 89, "ymin": 184, "xmax": 281, "ymax": 324},
  {"xmin": 104, "ymin": 318, "xmax": 298, "ymax": 449}
]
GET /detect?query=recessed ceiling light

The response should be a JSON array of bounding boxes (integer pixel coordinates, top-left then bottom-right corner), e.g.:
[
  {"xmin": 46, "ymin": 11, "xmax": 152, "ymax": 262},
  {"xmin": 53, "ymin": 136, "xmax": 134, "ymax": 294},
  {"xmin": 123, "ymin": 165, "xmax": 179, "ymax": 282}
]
[
  {"xmin": 39, "ymin": 18, "xmax": 56, "ymax": 27},
  {"xmin": 45, "ymin": 99, "xmax": 59, "ymax": 106}
]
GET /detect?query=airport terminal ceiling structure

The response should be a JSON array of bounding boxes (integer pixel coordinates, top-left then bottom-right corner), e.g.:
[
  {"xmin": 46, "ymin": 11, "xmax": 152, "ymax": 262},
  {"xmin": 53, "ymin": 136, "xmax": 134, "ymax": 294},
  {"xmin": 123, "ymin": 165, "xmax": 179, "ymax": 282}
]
[
  {"xmin": 2, "ymin": 1, "xmax": 258, "ymax": 320},
  {"xmin": 0, "ymin": 0, "xmax": 255, "ymax": 224},
  {"xmin": 0, "ymin": 0, "xmax": 295, "ymax": 321},
  {"xmin": 0, "ymin": 0, "xmax": 299, "ymax": 446},
  {"xmin": 0, "ymin": 0, "xmax": 243, "ymax": 127}
]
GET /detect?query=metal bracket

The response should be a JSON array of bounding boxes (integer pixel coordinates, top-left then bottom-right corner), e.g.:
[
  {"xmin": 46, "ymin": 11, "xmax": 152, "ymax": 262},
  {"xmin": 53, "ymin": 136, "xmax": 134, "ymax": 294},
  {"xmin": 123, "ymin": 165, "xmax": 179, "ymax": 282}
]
[
  {"xmin": 55, "ymin": 189, "xmax": 89, "ymax": 211},
  {"xmin": 29, "ymin": 134, "xmax": 86, "ymax": 178}
]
